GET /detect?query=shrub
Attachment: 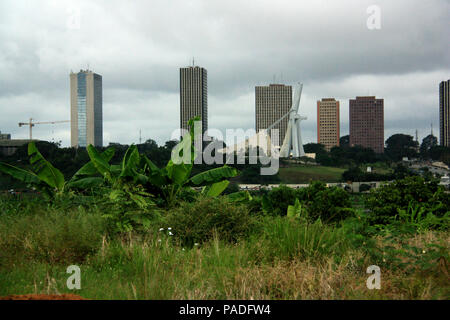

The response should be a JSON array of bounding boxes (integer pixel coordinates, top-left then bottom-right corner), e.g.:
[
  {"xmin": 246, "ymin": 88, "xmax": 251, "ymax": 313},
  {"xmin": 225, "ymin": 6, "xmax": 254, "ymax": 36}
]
[
  {"xmin": 365, "ymin": 176, "xmax": 450, "ymax": 225},
  {"xmin": 295, "ymin": 181, "xmax": 353, "ymax": 223},
  {"xmin": 163, "ymin": 196, "xmax": 257, "ymax": 247},
  {"xmin": 260, "ymin": 182, "xmax": 353, "ymax": 222},
  {"xmin": 359, "ymin": 184, "xmax": 372, "ymax": 192},
  {"xmin": 261, "ymin": 185, "xmax": 297, "ymax": 216}
]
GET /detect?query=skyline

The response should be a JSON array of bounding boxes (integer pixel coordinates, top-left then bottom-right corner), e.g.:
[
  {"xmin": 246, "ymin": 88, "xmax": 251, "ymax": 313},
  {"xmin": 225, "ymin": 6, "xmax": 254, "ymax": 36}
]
[{"xmin": 0, "ymin": 0, "xmax": 449, "ymax": 147}]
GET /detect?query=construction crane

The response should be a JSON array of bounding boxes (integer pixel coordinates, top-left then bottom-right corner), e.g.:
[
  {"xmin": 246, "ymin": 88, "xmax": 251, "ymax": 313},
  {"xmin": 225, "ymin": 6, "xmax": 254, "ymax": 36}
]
[{"xmin": 18, "ymin": 118, "xmax": 70, "ymax": 140}]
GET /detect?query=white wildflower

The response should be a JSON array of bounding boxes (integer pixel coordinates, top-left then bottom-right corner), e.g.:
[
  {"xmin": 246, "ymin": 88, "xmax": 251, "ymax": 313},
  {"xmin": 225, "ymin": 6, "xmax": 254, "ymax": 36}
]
[
  {"xmin": 159, "ymin": 228, "xmax": 164, "ymax": 232},
  {"xmin": 168, "ymin": 227, "xmax": 172, "ymax": 230},
  {"xmin": 169, "ymin": 231, "xmax": 173, "ymax": 236}
]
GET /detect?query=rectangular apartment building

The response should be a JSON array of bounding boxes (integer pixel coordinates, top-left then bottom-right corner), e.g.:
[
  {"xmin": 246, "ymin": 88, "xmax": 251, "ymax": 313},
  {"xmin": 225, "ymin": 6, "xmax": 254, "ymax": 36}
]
[
  {"xmin": 349, "ymin": 96, "xmax": 384, "ymax": 153},
  {"xmin": 440, "ymin": 79, "xmax": 450, "ymax": 147},
  {"xmin": 180, "ymin": 66, "xmax": 208, "ymax": 135},
  {"xmin": 70, "ymin": 70, "xmax": 103, "ymax": 148},
  {"xmin": 255, "ymin": 84, "xmax": 292, "ymax": 148},
  {"xmin": 317, "ymin": 98, "xmax": 340, "ymax": 151},
  {"xmin": 0, "ymin": 131, "xmax": 11, "ymax": 140}
]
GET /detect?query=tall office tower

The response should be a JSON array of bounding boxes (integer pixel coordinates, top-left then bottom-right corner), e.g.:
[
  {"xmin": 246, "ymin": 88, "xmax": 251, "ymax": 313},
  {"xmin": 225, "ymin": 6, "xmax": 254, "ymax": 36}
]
[
  {"xmin": 180, "ymin": 66, "xmax": 208, "ymax": 135},
  {"xmin": 255, "ymin": 84, "xmax": 292, "ymax": 147},
  {"xmin": 440, "ymin": 79, "xmax": 450, "ymax": 147},
  {"xmin": 349, "ymin": 96, "xmax": 384, "ymax": 153},
  {"xmin": 317, "ymin": 98, "xmax": 340, "ymax": 151},
  {"xmin": 70, "ymin": 69, "xmax": 103, "ymax": 148}
]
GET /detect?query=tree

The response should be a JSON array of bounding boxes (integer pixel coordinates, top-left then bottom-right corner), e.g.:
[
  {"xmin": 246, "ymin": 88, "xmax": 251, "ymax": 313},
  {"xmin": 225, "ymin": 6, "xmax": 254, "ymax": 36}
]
[
  {"xmin": 342, "ymin": 166, "xmax": 363, "ymax": 182},
  {"xmin": 420, "ymin": 134, "xmax": 437, "ymax": 158},
  {"xmin": 340, "ymin": 135, "xmax": 350, "ymax": 148},
  {"xmin": 303, "ymin": 143, "xmax": 326, "ymax": 155},
  {"xmin": 385, "ymin": 134, "xmax": 418, "ymax": 161},
  {"xmin": 429, "ymin": 146, "xmax": 450, "ymax": 166}
]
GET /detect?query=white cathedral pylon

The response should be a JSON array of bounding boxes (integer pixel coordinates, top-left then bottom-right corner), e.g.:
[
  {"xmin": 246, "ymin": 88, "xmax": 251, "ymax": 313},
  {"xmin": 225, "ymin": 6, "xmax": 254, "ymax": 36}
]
[
  {"xmin": 218, "ymin": 82, "xmax": 307, "ymax": 158},
  {"xmin": 279, "ymin": 83, "xmax": 306, "ymax": 157}
]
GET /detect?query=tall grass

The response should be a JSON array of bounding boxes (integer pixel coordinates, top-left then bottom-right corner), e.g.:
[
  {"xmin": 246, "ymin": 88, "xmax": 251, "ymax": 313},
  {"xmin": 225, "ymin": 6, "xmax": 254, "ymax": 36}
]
[
  {"xmin": 259, "ymin": 217, "xmax": 350, "ymax": 262},
  {"xmin": 0, "ymin": 206, "xmax": 106, "ymax": 268},
  {"xmin": 0, "ymin": 197, "xmax": 448, "ymax": 300}
]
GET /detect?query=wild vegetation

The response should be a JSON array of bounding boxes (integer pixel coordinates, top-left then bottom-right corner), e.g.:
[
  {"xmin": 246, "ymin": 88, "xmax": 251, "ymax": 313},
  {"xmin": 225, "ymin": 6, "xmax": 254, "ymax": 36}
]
[{"xmin": 0, "ymin": 119, "xmax": 449, "ymax": 299}]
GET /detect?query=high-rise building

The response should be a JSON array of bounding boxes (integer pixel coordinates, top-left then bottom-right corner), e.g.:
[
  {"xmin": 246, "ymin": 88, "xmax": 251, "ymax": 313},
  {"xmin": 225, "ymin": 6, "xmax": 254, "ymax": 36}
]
[
  {"xmin": 349, "ymin": 96, "xmax": 384, "ymax": 153},
  {"xmin": 70, "ymin": 70, "xmax": 103, "ymax": 148},
  {"xmin": 317, "ymin": 98, "xmax": 340, "ymax": 151},
  {"xmin": 255, "ymin": 84, "xmax": 292, "ymax": 147},
  {"xmin": 439, "ymin": 79, "xmax": 450, "ymax": 147},
  {"xmin": 179, "ymin": 66, "xmax": 208, "ymax": 135}
]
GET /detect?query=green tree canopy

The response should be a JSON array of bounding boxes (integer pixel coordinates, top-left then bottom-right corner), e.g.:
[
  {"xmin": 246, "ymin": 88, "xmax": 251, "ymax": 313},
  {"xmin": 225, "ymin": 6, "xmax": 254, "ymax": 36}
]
[{"xmin": 385, "ymin": 134, "xmax": 418, "ymax": 161}]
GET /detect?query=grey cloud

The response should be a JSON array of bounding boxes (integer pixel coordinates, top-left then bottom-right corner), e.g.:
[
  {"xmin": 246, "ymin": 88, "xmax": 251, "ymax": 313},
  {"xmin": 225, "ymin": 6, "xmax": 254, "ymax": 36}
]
[{"xmin": 0, "ymin": 0, "xmax": 448, "ymax": 147}]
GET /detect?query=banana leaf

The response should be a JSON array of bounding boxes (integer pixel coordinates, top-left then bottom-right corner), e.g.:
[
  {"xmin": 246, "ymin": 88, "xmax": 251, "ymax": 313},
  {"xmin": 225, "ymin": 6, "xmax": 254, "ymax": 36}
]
[
  {"xmin": 228, "ymin": 190, "xmax": 252, "ymax": 203},
  {"xmin": 166, "ymin": 160, "xmax": 192, "ymax": 186},
  {"xmin": 28, "ymin": 142, "xmax": 65, "ymax": 191},
  {"xmin": 190, "ymin": 165, "xmax": 238, "ymax": 185},
  {"xmin": 87, "ymin": 144, "xmax": 112, "ymax": 182},
  {"xmin": 66, "ymin": 177, "xmax": 104, "ymax": 189},
  {"xmin": 0, "ymin": 162, "xmax": 41, "ymax": 185},
  {"xmin": 142, "ymin": 156, "xmax": 166, "ymax": 187},
  {"xmin": 70, "ymin": 147, "xmax": 115, "ymax": 180},
  {"xmin": 203, "ymin": 180, "xmax": 230, "ymax": 197},
  {"xmin": 287, "ymin": 198, "xmax": 302, "ymax": 218},
  {"xmin": 120, "ymin": 145, "xmax": 140, "ymax": 179}
]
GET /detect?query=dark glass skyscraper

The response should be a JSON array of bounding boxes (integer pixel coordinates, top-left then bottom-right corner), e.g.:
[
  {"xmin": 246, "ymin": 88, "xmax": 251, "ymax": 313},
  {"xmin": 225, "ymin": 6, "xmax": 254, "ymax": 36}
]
[
  {"xmin": 440, "ymin": 79, "xmax": 450, "ymax": 147},
  {"xmin": 179, "ymin": 66, "xmax": 208, "ymax": 135},
  {"xmin": 70, "ymin": 70, "xmax": 103, "ymax": 147},
  {"xmin": 255, "ymin": 84, "xmax": 292, "ymax": 147}
]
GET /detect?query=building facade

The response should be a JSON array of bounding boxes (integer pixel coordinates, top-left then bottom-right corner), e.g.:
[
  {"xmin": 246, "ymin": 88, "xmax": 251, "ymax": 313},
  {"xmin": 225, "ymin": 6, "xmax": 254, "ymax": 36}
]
[
  {"xmin": 0, "ymin": 131, "xmax": 11, "ymax": 140},
  {"xmin": 70, "ymin": 70, "xmax": 103, "ymax": 148},
  {"xmin": 317, "ymin": 98, "xmax": 340, "ymax": 151},
  {"xmin": 255, "ymin": 84, "xmax": 292, "ymax": 148},
  {"xmin": 349, "ymin": 96, "xmax": 384, "ymax": 153},
  {"xmin": 440, "ymin": 79, "xmax": 450, "ymax": 147},
  {"xmin": 180, "ymin": 66, "xmax": 208, "ymax": 135}
]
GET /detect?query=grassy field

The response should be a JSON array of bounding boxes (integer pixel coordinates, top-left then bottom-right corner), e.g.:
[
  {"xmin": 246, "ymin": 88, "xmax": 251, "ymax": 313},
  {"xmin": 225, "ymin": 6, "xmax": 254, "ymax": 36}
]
[
  {"xmin": 278, "ymin": 165, "xmax": 346, "ymax": 184},
  {"xmin": 1, "ymin": 197, "xmax": 448, "ymax": 300}
]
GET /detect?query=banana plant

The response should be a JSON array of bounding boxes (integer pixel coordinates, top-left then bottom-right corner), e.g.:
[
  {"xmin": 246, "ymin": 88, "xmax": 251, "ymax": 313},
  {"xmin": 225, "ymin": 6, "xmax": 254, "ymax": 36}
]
[
  {"xmin": 0, "ymin": 142, "xmax": 116, "ymax": 197},
  {"xmin": 0, "ymin": 142, "xmax": 65, "ymax": 198},
  {"xmin": 83, "ymin": 143, "xmax": 149, "ymax": 188},
  {"xmin": 287, "ymin": 198, "xmax": 310, "ymax": 222},
  {"xmin": 83, "ymin": 116, "xmax": 239, "ymax": 206},
  {"xmin": 139, "ymin": 116, "xmax": 239, "ymax": 206},
  {"xmin": 66, "ymin": 146, "xmax": 116, "ymax": 189}
]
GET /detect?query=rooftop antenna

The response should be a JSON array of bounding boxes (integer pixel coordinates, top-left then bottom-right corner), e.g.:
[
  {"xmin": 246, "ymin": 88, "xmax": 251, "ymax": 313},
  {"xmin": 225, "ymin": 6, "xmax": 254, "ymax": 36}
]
[
  {"xmin": 139, "ymin": 129, "xmax": 142, "ymax": 144},
  {"xmin": 192, "ymin": 57, "xmax": 195, "ymax": 67},
  {"xmin": 281, "ymin": 72, "xmax": 283, "ymax": 83},
  {"xmin": 431, "ymin": 123, "xmax": 434, "ymax": 136},
  {"xmin": 415, "ymin": 129, "xmax": 418, "ymax": 142}
]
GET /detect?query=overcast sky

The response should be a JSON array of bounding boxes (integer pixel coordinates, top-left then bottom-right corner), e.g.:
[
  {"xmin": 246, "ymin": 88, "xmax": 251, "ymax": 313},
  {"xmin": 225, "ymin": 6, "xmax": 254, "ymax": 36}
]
[{"xmin": 0, "ymin": 0, "xmax": 449, "ymax": 147}]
